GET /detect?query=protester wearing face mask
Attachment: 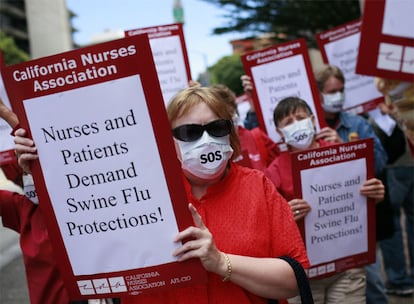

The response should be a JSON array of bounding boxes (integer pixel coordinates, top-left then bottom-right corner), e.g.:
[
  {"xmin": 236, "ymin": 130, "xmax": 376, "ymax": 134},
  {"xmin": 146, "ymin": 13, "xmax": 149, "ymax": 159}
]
[
  {"xmin": 128, "ymin": 86, "xmax": 311, "ymax": 304},
  {"xmin": 14, "ymin": 86, "xmax": 310, "ymax": 304},
  {"xmin": 265, "ymin": 97, "xmax": 384, "ymax": 220},
  {"xmin": 264, "ymin": 97, "xmax": 385, "ymax": 304},
  {"xmin": 315, "ymin": 65, "xmax": 388, "ymax": 176},
  {"xmin": 240, "ymin": 74, "xmax": 342, "ymax": 144},
  {"xmin": 315, "ymin": 65, "xmax": 390, "ymax": 304},
  {"xmin": 240, "ymin": 67, "xmax": 387, "ymax": 175}
]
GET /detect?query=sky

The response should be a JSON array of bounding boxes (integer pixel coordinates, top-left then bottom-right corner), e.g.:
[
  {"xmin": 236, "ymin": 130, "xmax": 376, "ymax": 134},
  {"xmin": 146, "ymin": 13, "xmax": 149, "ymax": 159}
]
[{"xmin": 66, "ymin": 0, "xmax": 246, "ymax": 80}]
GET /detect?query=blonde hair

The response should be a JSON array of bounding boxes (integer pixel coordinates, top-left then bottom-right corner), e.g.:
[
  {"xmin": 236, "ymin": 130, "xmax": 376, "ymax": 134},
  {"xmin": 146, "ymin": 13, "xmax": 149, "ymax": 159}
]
[{"xmin": 167, "ymin": 86, "xmax": 241, "ymax": 159}]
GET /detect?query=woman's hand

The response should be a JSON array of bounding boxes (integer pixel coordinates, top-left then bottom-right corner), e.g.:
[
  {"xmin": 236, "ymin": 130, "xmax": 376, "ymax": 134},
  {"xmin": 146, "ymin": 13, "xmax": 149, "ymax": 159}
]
[
  {"xmin": 173, "ymin": 205, "xmax": 299, "ymax": 299},
  {"xmin": 360, "ymin": 178, "xmax": 385, "ymax": 203},
  {"xmin": 14, "ymin": 128, "xmax": 38, "ymax": 174},
  {"xmin": 0, "ymin": 97, "xmax": 18, "ymax": 128},
  {"xmin": 240, "ymin": 75, "xmax": 253, "ymax": 93},
  {"xmin": 173, "ymin": 204, "xmax": 225, "ymax": 275},
  {"xmin": 288, "ymin": 199, "xmax": 311, "ymax": 221},
  {"xmin": 315, "ymin": 127, "xmax": 343, "ymax": 143}
]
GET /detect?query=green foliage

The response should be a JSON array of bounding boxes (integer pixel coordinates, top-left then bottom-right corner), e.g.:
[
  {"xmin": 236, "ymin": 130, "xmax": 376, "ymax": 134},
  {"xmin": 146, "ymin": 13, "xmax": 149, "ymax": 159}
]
[
  {"xmin": 208, "ymin": 54, "xmax": 245, "ymax": 95},
  {"xmin": 0, "ymin": 31, "xmax": 30, "ymax": 65},
  {"xmin": 200, "ymin": 0, "xmax": 361, "ymax": 48}
]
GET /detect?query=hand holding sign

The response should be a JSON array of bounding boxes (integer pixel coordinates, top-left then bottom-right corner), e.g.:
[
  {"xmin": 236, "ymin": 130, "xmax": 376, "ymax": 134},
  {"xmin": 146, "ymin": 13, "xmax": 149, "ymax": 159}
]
[
  {"xmin": 14, "ymin": 128, "xmax": 38, "ymax": 174},
  {"xmin": 359, "ymin": 178, "xmax": 385, "ymax": 203},
  {"xmin": 173, "ymin": 203, "xmax": 225, "ymax": 276}
]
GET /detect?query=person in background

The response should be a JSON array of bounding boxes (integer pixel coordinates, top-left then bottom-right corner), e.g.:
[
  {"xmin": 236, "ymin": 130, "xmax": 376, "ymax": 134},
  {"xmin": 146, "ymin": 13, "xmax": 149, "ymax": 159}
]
[
  {"xmin": 210, "ymin": 84, "xmax": 280, "ymax": 171},
  {"xmin": 239, "ymin": 75, "xmax": 260, "ymax": 130},
  {"xmin": 266, "ymin": 96, "xmax": 385, "ymax": 304},
  {"xmin": 15, "ymin": 86, "xmax": 310, "ymax": 304},
  {"xmin": 0, "ymin": 96, "xmax": 24, "ymax": 187},
  {"xmin": 240, "ymin": 75, "xmax": 342, "ymax": 144},
  {"xmin": 375, "ymin": 78, "xmax": 414, "ymax": 157},
  {"xmin": 314, "ymin": 65, "xmax": 388, "ymax": 175},
  {"xmin": 0, "ymin": 170, "xmax": 88, "ymax": 304},
  {"xmin": 314, "ymin": 64, "xmax": 389, "ymax": 304},
  {"xmin": 373, "ymin": 102, "xmax": 414, "ymax": 296}
]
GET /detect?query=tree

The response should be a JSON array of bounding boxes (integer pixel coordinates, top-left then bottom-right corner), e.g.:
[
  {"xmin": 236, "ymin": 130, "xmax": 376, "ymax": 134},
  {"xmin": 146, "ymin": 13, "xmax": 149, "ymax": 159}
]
[
  {"xmin": 0, "ymin": 31, "xmax": 30, "ymax": 65},
  {"xmin": 200, "ymin": 0, "xmax": 361, "ymax": 48},
  {"xmin": 208, "ymin": 54, "xmax": 245, "ymax": 95}
]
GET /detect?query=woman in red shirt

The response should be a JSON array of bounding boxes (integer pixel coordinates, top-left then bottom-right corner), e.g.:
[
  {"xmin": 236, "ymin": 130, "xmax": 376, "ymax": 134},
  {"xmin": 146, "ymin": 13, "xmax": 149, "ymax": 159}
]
[{"xmin": 14, "ymin": 87, "xmax": 309, "ymax": 304}]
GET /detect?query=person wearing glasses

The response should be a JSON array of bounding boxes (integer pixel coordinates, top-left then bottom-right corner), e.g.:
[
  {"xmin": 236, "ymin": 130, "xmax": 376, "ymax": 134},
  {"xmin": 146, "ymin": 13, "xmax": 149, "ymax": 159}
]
[{"xmin": 15, "ymin": 86, "xmax": 309, "ymax": 304}]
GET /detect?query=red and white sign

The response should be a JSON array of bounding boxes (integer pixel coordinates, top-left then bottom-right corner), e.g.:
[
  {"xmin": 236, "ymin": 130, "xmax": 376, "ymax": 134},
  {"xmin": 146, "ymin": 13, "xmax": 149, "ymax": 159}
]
[
  {"xmin": 241, "ymin": 39, "xmax": 326, "ymax": 143},
  {"xmin": 317, "ymin": 19, "xmax": 384, "ymax": 113},
  {"xmin": 2, "ymin": 34, "xmax": 205, "ymax": 300},
  {"xmin": 291, "ymin": 139, "xmax": 376, "ymax": 279},
  {"xmin": 356, "ymin": 0, "xmax": 414, "ymax": 82},
  {"xmin": 125, "ymin": 23, "xmax": 191, "ymax": 106},
  {"xmin": 0, "ymin": 51, "xmax": 17, "ymax": 165}
]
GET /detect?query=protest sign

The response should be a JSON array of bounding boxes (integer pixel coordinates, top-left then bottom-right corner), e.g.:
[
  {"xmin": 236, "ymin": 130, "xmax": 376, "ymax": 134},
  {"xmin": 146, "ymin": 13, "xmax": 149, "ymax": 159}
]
[
  {"xmin": 317, "ymin": 19, "xmax": 384, "ymax": 113},
  {"xmin": 356, "ymin": 0, "xmax": 414, "ymax": 82},
  {"xmin": 125, "ymin": 23, "xmax": 191, "ymax": 106},
  {"xmin": 241, "ymin": 39, "xmax": 325, "ymax": 143},
  {"xmin": 2, "ymin": 34, "xmax": 205, "ymax": 299},
  {"xmin": 0, "ymin": 52, "xmax": 17, "ymax": 165},
  {"xmin": 291, "ymin": 139, "xmax": 376, "ymax": 279}
]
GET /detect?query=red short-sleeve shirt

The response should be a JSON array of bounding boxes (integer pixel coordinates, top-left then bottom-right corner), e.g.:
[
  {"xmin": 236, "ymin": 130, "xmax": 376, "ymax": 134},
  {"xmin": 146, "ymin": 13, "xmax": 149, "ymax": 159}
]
[{"xmin": 0, "ymin": 190, "xmax": 70, "ymax": 304}]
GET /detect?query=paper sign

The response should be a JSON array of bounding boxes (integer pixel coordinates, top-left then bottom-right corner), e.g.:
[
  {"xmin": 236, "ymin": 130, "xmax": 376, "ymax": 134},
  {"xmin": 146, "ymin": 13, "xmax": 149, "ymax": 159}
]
[
  {"xmin": 2, "ymin": 34, "xmax": 205, "ymax": 299},
  {"xmin": 125, "ymin": 23, "xmax": 191, "ymax": 106},
  {"xmin": 0, "ymin": 52, "xmax": 17, "ymax": 165},
  {"xmin": 356, "ymin": 0, "xmax": 414, "ymax": 82},
  {"xmin": 317, "ymin": 20, "xmax": 384, "ymax": 113},
  {"xmin": 291, "ymin": 139, "xmax": 376, "ymax": 279},
  {"xmin": 241, "ymin": 39, "xmax": 326, "ymax": 143}
]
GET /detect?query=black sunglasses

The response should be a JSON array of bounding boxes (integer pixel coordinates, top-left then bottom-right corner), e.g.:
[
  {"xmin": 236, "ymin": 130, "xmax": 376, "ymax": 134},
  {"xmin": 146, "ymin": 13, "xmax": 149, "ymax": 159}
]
[{"xmin": 172, "ymin": 119, "xmax": 233, "ymax": 142}]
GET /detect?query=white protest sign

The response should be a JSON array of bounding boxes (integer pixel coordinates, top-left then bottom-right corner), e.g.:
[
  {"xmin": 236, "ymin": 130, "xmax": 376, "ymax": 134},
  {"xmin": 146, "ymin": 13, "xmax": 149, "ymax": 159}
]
[
  {"xmin": 251, "ymin": 55, "xmax": 318, "ymax": 142},
  {"xmin": 242, "ymin": 39, "xmax": 325, "ymax": 143},
  {"xmin": 317, "ymin": 20, "xmax": 383, "ymax": 113},
  {"xmin": 24, "ymin": 76, "xmax": 179, "ymax": 274},
  {"xmin": 126, "ymin": 23, "xmax": 191, "ymax": 106},
  {"xmin": 301, "ymin": 159, "xmax": 367, "ymax": 265},
  {"xmin": 291, "ymin": 139, "xmax": 376, "ymax": 279},
  {"xmin": 382, "ymin": 0, "xmax": 414, "ymax": 39},
  {"xmin": 356, "ymin": 0, "xmax": 414, "ymax": 82},
  {"xmin": 150, "ymin": 35, "xmax": 189, "ymax": 104}
]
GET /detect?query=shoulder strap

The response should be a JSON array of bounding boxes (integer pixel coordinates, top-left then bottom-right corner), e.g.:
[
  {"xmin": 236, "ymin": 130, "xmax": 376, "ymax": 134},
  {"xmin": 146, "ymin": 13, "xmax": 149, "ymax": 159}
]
[{"xmin": 278, "ymin": 256, "xmax": 314, "ymax": 304}]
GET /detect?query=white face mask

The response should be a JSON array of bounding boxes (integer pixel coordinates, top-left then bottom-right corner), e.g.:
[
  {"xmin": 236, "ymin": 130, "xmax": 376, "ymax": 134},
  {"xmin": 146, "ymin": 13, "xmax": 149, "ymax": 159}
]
[
  {"xmin": 322, "ymin": 92, "xmax": 345, "ymax": 113},
  {"xmin": 23, "ymin": 174, "xmax": 39, "ymax": 204},
  {"xmin": 176, "ymin": 132, "xmax": 233, "ymax": 181},
  {"xmin": 279, "ymin": 117, "xmax": 315, "ymax": 150}
]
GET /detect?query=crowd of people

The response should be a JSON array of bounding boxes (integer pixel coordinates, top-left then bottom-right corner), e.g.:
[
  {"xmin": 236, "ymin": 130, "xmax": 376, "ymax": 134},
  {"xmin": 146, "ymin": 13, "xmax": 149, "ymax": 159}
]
[{"xmin": 0, "ymin": 63, "xmax": 413, "ymax": 304}]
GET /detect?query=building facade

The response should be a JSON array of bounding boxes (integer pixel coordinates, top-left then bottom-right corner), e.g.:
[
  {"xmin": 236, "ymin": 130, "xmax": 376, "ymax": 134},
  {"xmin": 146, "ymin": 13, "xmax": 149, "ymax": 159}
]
[{"xmin": 0, "ymin": 0, "xmax": 75, "ymax": 59}]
